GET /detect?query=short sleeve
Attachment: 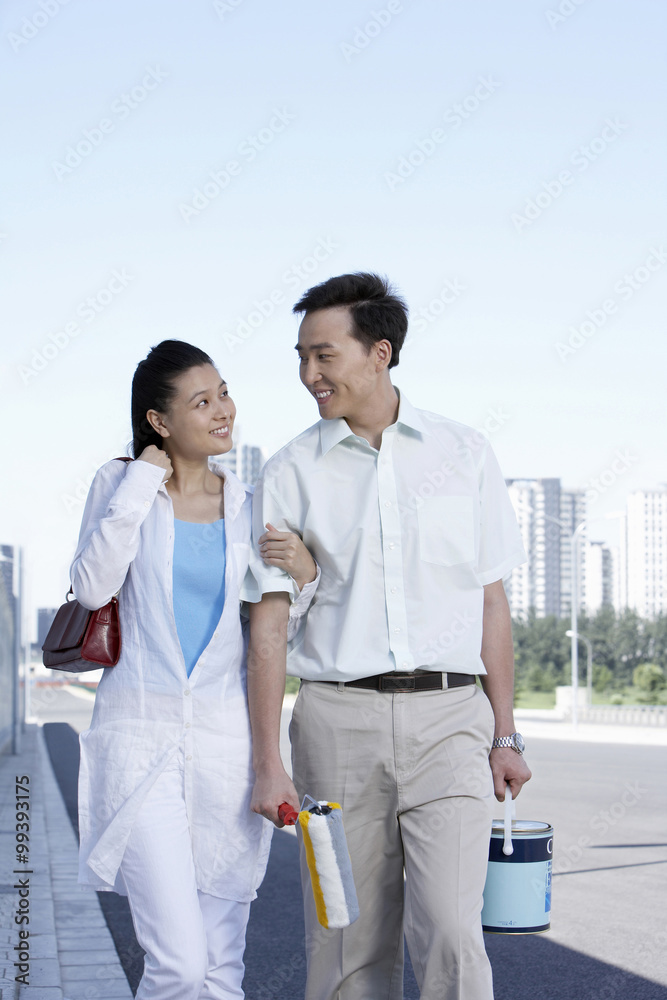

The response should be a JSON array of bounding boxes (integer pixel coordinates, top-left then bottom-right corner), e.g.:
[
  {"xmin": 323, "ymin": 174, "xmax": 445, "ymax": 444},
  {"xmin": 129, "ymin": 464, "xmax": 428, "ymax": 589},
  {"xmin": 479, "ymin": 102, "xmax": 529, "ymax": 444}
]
[
  {"xmin": 475, "ymin": 442, "xmax": 526, "ymax": 586},
  {"xmin": 239, "ymin": 474, "xmax": 300, "ymax": 604}
]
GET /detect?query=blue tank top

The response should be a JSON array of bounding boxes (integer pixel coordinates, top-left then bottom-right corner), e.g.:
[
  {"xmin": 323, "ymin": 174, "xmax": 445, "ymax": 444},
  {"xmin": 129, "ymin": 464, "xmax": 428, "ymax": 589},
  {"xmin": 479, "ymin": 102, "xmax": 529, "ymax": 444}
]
[{"xmin": 172, "ymin": 518, "xmax": 226, "ymax": 677}]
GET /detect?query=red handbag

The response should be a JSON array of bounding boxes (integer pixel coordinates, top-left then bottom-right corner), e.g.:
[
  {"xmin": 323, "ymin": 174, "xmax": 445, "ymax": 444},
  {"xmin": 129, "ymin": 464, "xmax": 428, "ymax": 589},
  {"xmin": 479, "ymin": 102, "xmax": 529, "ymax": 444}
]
[
  {"xmin": 42, "ymin": 456, "xmax": 131, "ymax": 672},
  {"xmin": 42, "ymin": 592, "xmax": 121, "ymax": 671}
]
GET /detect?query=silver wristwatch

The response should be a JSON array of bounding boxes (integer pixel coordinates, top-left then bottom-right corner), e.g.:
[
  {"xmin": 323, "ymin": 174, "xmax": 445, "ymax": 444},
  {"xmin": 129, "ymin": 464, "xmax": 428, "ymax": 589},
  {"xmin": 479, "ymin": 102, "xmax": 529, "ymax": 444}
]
[{"xmin": 491, "ymin": 732, "xmax": 525, "ymax": 755}]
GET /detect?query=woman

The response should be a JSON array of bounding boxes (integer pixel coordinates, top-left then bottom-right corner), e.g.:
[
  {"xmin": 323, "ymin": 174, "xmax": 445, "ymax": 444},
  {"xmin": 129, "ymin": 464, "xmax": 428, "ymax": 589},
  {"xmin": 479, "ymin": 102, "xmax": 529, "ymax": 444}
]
[{"xmin": 71, "ymin": 340, "xmax": 317, "ymax": 999}]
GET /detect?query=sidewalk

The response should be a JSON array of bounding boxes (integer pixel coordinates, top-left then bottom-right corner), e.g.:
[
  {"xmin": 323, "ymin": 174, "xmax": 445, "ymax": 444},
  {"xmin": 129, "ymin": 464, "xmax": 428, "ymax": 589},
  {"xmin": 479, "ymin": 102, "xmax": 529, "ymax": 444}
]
[
  {"xmin": 513, "ymin": 708, "xmax": 667, "ymax": 745},
  {"xmin": 0, "ymin": 725, "xmax": 132, "ymax": 1000},
  {"xmin": 282, "ymin": 694, "xmax": 667, "ymax": 747},
  {"xmin": 6, "ymin": 697, "xmax": 666, "ymax": 1000}
]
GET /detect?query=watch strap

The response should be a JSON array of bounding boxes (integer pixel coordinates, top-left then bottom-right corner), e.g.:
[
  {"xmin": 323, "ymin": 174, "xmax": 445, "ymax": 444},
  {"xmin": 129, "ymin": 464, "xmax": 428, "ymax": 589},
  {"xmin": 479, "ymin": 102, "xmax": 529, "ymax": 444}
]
[
  {"xmin": 491, "ymin": 733, "xmax": 524, "ymax": 754},
  {"xmin": 491, "ymin": 736, "xmax": 514, "ymax": 749}
]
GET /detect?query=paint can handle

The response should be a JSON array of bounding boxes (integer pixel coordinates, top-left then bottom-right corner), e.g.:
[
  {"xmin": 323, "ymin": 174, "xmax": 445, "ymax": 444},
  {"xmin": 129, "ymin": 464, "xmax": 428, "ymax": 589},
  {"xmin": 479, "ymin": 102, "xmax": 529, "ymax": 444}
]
[{"xmin": 503, "ymin": 785, "xmax": 514, "ymax": 855}]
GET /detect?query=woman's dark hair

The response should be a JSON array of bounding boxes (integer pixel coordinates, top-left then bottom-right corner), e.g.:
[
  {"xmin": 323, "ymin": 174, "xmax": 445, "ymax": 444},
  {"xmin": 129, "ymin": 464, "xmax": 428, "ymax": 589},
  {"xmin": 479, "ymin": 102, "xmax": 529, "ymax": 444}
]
[
  {"xmin": 131, "ymin": 340, "xmax": 215, "ymax": 458},
  {"xmin": 292, "ymin": 272, "xmax": 408, "ymax": 369}
]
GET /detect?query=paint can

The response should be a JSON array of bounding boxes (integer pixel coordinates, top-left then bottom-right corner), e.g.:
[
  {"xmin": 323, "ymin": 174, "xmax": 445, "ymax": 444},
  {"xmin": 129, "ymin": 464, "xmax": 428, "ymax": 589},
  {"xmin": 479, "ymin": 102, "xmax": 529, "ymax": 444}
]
[{"xmin": 481, "ymin": 788, "xmax": 553, "ymax": 934}]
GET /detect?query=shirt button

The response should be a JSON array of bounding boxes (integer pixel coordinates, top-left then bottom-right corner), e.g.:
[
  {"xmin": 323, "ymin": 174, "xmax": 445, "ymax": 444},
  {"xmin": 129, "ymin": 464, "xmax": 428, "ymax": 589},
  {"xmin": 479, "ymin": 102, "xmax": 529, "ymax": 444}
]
[
  {"xmin": 394, "ymin": 627, "xmax": 401, "ymax": 634},
  {"xmin": 184, "ymin": 689, "xmax": 190, "ymax": 696},
  {"xmin": 185, "ymin": 722, "xmax": 191, "ymax": 728},
  {"xmin": 388, "ymin": 542, "xmax": 396, "ymax": 550},
  {"xmin": 391, "ymin": 587, "xmax": 398, "ymax": 595},
  {"xmin": 402, "ymin": 661, "xmax": 410, "ymax": 668},
  {"xmin": 144, "ymin": 501, "xmax": 150, "ymax": 508},
  {"xmin": 384, "ymin": 501, "xmax": 391, "ymax": 508},
  {"xmin": 186, "ymin": 755, "xmax": 193, "ymax": 761}
]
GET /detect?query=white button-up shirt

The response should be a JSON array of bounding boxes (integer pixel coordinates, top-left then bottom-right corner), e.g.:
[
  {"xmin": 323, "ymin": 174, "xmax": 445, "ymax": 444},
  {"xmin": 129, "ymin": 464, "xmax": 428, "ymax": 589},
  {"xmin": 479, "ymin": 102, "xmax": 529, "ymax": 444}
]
[
  {"xmin": 72, "ymin": 458, "xmax": 315, "ymax": 901},
  {"xmin": 243, "ymin": 392, "xmax": 526, "ymax": 682}
]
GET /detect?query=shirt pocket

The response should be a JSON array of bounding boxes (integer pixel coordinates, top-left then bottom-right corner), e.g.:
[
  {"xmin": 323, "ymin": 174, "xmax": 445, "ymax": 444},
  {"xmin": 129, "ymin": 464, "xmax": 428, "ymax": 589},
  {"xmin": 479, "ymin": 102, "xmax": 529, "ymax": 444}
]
[{"xmin": 417, "ymin": 496, "xmax": 475, "ymax": 567}]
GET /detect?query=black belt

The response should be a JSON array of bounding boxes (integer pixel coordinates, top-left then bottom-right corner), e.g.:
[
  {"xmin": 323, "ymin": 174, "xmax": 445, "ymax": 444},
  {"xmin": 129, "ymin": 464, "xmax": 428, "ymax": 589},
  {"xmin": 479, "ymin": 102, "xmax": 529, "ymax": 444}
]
[{"xmin": 326, "ymin": 672, "xmax": 476, "ymax": 693}]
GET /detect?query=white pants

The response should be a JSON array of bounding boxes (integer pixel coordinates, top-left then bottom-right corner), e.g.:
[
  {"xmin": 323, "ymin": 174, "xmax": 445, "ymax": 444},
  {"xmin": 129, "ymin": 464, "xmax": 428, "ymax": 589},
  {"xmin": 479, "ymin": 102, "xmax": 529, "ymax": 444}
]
[{"xmin": 119, "ymin": 751, "xmax": 251, "ymax": 1000}]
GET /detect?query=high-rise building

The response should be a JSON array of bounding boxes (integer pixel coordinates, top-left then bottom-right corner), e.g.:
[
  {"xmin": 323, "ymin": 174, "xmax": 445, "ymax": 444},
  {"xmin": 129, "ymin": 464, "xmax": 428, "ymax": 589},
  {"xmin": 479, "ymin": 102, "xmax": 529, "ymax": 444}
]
[
  {"xmin": 626, "ymin": 488, "xmax": 667, "ymax": 619},
  {"xmin": 583, "ymin": 540, "xmax": 614, "ymax": 614},
  {"xmin": 223, "ymin": 443, "xmax": 265, "ymax": 486},
  {"xmin": 505, "ymin": 479, "xmax": 561, "ymax": 617},
  {"xmin": 0, "ymin": 545, "xmax": 14, "ymax": 619},
  {"xmin": 504, "ymin": 479, "xmax": 585, "ymax": 619},
  {"xmin": 0, "ymin": 546, "xmax": 18, "ymax": 754},
  {"xmin": 560, "ymin": 488, "xmax": 586, "ymax": 618},
  {"xmin": 37, "ymin": 608, "xmax": 59, "ymax": 649},
  {"xmin": 504, "ymin": 479, "xmax": 667, "ymax": 621},
  {"xmin": 240, "ymin": 444, "xmax": 264, "ymax": 486}
]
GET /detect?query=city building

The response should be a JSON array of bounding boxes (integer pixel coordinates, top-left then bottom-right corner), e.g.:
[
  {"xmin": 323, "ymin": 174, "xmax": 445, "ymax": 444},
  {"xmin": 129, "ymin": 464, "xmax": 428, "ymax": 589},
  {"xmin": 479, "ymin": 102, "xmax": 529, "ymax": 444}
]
[
  {"xmin": 223, "ymin": 442, "xmax": 265, "ymax": 486},
  {"xmin": 582, "ymin": 540, "xmax": 615, "ymax": 614},
  {"xmin": 37, "ymin": 607, "xmax": 58, "ymax": 649},
  {"xmin": 625, "ymin": 488, "xmax": 667, "ymax": 619},
  {"xmin": 560, "ymin": 487, "xmax": 586, "ymax": 618},
  {"xmin": 504, "ymin": 479, "xmax": 586, "ymax": 619},
  {"xmin": 0, "ymin": 545, "xmax": 19, "ymax": 754},
  {"xmin": 34, "ymin": 607, "xmax": 59, "ymax": 659},
  {"xmin": 505, "ymin": 479, "xmax": 560, "ymax": 617}
]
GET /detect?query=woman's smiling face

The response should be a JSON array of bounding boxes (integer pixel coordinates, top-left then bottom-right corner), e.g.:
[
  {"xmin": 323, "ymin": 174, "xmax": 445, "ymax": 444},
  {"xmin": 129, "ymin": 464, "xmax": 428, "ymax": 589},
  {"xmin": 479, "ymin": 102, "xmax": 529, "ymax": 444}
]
[{"xmin": 150, "ymin": 363, "xmax": 236, "ymax": 459}]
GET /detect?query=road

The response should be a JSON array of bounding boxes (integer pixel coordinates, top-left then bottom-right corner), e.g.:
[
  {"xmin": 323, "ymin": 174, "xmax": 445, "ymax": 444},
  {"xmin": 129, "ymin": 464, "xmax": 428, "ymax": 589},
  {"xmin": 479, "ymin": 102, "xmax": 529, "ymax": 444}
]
[{"xmin": 34, "ymin": 684, "xmax": 667, "ymax": 999}]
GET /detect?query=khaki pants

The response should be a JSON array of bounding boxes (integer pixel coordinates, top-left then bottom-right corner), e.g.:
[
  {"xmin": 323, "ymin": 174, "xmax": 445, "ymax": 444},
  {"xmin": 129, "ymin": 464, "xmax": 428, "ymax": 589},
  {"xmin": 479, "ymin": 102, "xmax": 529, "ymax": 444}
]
[{"xmin": 290, "ymin": 680, "xmax": 495, "ymax": 1000}]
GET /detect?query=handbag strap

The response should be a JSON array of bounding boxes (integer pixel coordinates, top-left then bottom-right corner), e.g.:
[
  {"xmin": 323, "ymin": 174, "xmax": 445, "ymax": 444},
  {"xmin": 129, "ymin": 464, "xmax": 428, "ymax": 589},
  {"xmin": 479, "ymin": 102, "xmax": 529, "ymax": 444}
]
[{"xmin": 66, "ymin": 458, "xmax": 132, "ymax": 603}]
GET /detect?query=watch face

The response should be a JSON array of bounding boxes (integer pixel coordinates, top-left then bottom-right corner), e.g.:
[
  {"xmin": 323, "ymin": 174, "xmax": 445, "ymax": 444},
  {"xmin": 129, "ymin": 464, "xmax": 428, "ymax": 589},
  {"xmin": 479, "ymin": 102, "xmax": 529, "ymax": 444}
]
[{"xmin": 513, "ymin": 733, "xmax": 525, "ymax": 753}]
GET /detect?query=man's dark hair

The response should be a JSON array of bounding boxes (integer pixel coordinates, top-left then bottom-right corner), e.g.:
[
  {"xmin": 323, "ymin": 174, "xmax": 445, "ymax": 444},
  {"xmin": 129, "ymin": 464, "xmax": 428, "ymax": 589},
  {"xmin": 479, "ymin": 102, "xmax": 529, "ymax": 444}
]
[
  {"xmin": 131, "ymin": 340, "xmax": 216, "ymax": 458},
  {"xmin": 293, "ymin": 272, "xmax": 408, "ymax": 369}
]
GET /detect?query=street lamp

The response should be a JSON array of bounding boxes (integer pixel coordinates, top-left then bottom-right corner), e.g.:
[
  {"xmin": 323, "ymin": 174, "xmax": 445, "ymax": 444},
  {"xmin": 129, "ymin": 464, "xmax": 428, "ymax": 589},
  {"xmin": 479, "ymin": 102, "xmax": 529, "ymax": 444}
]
[
  {"xmin": 566, "ymin": 630, "xmax": 592, "ymax": 708},
  {"xmin": 569, "ymin": 521, "xmax": 586, "ymax": 727},
  {"xmin": 568, "ymin": 510, "xmax": 624, "ymax": 728}
]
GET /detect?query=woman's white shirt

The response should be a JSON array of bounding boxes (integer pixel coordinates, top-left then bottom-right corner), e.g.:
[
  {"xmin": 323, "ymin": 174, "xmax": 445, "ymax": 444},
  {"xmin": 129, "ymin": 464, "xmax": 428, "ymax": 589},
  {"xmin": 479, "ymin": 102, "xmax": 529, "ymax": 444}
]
[{"xmin": 72, "ymin": 458, "xmax": 316, "ymax": 902}]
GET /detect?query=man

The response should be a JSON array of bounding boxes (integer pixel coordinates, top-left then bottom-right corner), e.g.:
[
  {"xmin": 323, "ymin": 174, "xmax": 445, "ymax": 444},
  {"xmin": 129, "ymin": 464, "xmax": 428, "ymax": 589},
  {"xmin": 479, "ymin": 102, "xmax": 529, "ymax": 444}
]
[{"xmin": 244, "ymin": 273, "xmax": 531, "ymax": 1000}]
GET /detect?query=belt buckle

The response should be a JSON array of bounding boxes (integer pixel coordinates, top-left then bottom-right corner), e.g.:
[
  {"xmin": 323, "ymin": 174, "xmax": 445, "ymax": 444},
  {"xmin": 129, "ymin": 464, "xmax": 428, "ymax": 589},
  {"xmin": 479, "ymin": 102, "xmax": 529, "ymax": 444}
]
[{"xmin": 380, "ymin": 674, "xmax": 416, "ymax": 693}]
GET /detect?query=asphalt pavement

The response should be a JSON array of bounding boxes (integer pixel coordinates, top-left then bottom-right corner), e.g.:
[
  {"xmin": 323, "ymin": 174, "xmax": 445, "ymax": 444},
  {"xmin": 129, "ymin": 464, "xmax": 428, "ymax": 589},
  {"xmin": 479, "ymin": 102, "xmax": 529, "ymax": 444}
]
[{"xmin": 27, "ymin": 683, "xmax": 667, "ymax": 999}]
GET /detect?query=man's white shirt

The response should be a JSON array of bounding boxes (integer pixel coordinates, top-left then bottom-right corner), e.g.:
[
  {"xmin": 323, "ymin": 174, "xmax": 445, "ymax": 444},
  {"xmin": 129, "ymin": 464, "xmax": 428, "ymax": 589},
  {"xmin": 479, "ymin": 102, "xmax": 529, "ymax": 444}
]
[{"xmin": 243, "ymin": 391, "xmax": 526, "ymax": 682}]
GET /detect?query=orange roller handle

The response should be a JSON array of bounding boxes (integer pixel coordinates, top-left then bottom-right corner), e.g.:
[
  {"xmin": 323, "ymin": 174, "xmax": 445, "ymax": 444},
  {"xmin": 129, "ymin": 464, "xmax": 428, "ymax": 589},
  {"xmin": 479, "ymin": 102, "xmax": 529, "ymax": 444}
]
[{"xmin": 278, "ymin": 802, "xmax": 299, "ymax": 826}]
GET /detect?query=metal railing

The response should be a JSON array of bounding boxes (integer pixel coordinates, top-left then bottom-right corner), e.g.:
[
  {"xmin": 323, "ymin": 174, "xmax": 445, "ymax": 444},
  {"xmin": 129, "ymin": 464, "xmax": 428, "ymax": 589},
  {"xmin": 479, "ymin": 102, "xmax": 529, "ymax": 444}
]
[{"xmin": 574, "ymin": 704, "xmax": 667, "ymax": 726}]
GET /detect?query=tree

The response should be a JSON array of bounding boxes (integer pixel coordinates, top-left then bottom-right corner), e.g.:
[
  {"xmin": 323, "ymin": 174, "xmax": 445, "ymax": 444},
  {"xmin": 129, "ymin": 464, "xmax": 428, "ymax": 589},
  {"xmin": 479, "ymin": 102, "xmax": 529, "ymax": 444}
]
[
  {"xmin": 615, "ymin": 610, "xmax": 650, "ymax": 686},
  {"xmin": 586, "ymin": 606, "xmax": 620, "ymax": 681},
  {"xmin": 633, "ymin": 663, "xmax": 666, "ymax": 703},
  {"xmin": 511, "ymin": 608, "xmax": 658, "ymax": 696},
  {"xmin": 526, "ymin": 662, "xmax": 557, "ymax": 693},
  {"xmin": 512, "ymin": 612, "xmax": 570, "ymax": 687},
  {"xmin": 592, "ymin": 663, "xmax": 613, "ymax": 694},
  {"xmin": 647, "ymin": 614, "xmax": 667, "ymax": 671}
]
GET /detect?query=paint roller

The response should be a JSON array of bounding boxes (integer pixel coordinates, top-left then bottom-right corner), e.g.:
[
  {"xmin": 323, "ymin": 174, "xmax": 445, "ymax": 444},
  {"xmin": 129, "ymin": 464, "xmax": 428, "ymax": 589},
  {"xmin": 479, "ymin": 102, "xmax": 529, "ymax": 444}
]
[{"xmin": 278, "ymin": 798, "xmax": 359, "ymax": 929}]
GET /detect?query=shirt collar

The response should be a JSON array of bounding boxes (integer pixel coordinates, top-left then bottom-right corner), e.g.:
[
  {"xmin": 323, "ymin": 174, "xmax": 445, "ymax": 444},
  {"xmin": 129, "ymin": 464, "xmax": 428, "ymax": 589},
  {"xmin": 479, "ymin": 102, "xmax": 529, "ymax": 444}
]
[
  {"xmin": 318, "ymin": 387, "xmax": 430, "ymax": 457},
  {"xmin": 208, "ymin": 460, "xmax": 250, "ymax": 521},
  {"xmin": 319, "ymin": 416, "xmax": 356, "ymax": 456},
  {"xmin": 395, "ymin": 391, "xmax": 431, "ymax": 437}
]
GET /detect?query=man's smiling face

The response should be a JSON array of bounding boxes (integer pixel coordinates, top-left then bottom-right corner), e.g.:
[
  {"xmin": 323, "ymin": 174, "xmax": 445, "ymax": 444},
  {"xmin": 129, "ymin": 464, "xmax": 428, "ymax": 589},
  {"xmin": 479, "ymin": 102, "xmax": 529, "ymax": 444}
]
[{"xmin": 295, "ymin": 306, "xmax": 380, "ymax": 423}]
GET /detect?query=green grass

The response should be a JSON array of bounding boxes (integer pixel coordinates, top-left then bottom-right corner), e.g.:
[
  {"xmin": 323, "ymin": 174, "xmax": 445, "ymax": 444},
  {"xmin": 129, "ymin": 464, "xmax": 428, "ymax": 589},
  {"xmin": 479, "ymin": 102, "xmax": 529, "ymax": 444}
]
[
  {"xmin": 514, "ymin": 690, "xmax": 556, "ymax": 709},
  {"xmin": 515, "ymin": 687, "xmax": 666, "ymax": 709},
  {"xmin": 284, "ymin": 676, "xmax": 301, "ymax": 696},
  {"xmin": 591, "ymin": 687, "xmax": 666, "ymax": 706}
]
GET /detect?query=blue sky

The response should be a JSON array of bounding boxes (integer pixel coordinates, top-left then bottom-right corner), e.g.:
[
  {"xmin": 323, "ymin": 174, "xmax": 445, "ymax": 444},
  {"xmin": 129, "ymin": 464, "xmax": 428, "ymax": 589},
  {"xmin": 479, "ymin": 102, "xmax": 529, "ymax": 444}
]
[{"xmin": 1, "ymin": 0, "xmax": 665, "ymax": 612}]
